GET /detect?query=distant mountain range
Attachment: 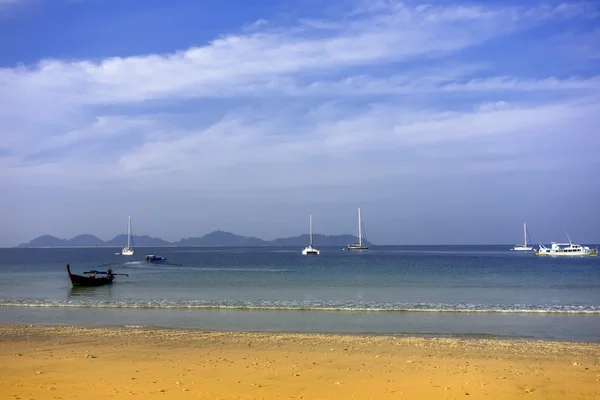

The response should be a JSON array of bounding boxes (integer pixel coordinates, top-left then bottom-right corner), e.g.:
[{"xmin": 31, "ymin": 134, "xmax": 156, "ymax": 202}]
[{"xmin": 16, "ymin": 230, "xmax": 373, "ymax": 248}]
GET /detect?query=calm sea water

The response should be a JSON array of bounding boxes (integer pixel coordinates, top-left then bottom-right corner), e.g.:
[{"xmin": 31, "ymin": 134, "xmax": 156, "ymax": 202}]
[{"xmin": 1, "ymin": 246, "xmax": 599, "ymax": 341}]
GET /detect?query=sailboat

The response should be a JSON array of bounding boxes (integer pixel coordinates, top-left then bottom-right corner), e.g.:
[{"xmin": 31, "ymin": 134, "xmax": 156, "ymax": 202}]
[
  {"xmin": 302, "ymin": 214, "xmax": 320, "ymax": 255},
  {"xmin": 511, "ymin": 222, "xmax": 533, "ymax": 251},
  {"xmin": 347, "ymin": 208, "xmax": 369, "ymax": 250},
  {"xmin": 121, "ymin": 216, "xmax": 134, "ymax": 256}
]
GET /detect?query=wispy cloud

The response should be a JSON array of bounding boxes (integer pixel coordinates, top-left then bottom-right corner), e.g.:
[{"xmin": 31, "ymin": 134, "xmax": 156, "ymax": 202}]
[
  {"xmin": 1, "ymin": 2, "xmax": 596, "ymax": 103},
  {"xmin": 1, "ymin": 0, "xmax": 599, "ymax": 191},
  {"xmin": 4, "ymin": 96, "xmax": 598, "ymax": 190},
  {"xmin": 2, "ymin": 0, "xmax": 600, "ymax": 246}
]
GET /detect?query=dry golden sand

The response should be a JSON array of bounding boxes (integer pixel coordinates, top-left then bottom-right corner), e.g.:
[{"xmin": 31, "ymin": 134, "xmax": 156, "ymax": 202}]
[{"xmin": 1, "ymin": 325, "xmax": 599, "ymax": 399}]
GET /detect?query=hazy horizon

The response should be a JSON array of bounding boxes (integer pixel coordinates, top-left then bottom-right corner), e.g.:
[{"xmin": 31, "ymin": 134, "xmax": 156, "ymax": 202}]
[
  {"xmin": 12, "ymin": 230, "xmax": 599, "ymax": 247},
  {"xmin": 13, "ymin": 217, "xmax": 598, "ymax": 247},
  {"xmin": 1, "ymin": 0, "xmax": 599, "ymax": 247}
]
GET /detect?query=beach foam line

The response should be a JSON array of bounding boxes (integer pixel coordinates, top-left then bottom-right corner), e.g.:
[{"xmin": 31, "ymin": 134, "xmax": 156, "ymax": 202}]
[{"xmin": 1, "ymin": 299, "xmax": 599, "ymax": 314}]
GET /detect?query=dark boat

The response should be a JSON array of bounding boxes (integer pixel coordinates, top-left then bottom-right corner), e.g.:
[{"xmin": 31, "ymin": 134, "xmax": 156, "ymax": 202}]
[
  {"xmin": 65, "ymin": 264, "xmax": 122, "ymax": 287},
  {"xmin": 145, "ymin": 255, "xmax": 166, "ymax": 263}
]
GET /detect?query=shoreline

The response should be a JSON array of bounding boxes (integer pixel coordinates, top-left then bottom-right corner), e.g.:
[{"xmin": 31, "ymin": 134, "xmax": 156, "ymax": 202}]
[
  {"xmin": 0, "ymin": 321, "xmax": 596, "ymax": 344},
  {"xmin": 2, "ymin": 323, "xmax": 600, "ymax": 347},
  {"xmin": 2, "ymin": 323, "xmax": 600, "ymax": 345},
  {"xmin": 1, "ymin": 325, "xmax": 599, "ymax": 399},
  {"xmin": 2, "ymin": 306, "xmax": 599, "ymax": 342}
]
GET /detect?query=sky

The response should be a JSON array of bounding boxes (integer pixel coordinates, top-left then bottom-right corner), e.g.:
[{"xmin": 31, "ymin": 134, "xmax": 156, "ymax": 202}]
[{"xmin": 1, "ymin": 0, "xmax": 599, "ymax": 246}]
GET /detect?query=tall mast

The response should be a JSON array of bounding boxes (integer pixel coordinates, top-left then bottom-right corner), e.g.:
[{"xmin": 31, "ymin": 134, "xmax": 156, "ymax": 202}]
[
  {"xmin": 309, "ymin": 214, "xmax": 313, "ymax": 246},
  {"xmin": 358, "ymin": 208, "xmax": 362, "ymax": 246},
  {"xmin": 523, "ymin": 222, "xmax": 527, "ymax": 247},
  {"xmin": 127, "ymin": 216, "xmax": 131, "ymax": 248}
]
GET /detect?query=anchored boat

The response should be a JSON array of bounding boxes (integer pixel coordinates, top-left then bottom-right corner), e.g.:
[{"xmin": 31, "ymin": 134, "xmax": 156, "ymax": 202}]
[
  {"xmin": 145, "ymin": 255, "xmax": 167, "ymax": 263},
  {"xmin": 120, "ymin": 216, "xmax": 134, "ymax": 256},
  {"xmin": 511, "ymin": 222, "xmax": 533, "ymax": 251},
  {"xmin": 65, "ymin": 264, "xmax": 128, "ymax": 287},
  {"xmin": 302, "ymin": 214, "xmax": 320, "ymax": 255},
  {"xmin": 347, "ymin": 208, "xmax": 369, "ymax": 250},
  {"xmin": 534, "ymin": 235, "xmax": 598, "ymax": 257}
]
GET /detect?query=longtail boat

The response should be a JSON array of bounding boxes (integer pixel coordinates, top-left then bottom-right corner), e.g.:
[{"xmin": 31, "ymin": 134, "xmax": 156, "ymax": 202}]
[{"xmin": 65, "ymin": 264, "xmax": 127, "ymax": 287}]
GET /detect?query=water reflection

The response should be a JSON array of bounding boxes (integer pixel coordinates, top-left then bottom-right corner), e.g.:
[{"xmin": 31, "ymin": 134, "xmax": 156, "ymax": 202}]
[{"xmin": 68, "ymin": 285, "xmax": 114, "ymax": 298}]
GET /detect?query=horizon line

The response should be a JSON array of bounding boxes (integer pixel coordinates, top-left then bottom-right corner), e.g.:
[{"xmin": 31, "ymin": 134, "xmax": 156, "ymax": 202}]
[{"xmin": 7, "ymin": 244, "xmax": 587, "ymax": 249}]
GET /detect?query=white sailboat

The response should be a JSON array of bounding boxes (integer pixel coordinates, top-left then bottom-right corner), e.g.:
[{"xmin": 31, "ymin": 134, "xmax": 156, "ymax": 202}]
[
  {"xmin": 512, "ymin": 222, "xmax": 533, "ymax": 251},
  {"xmin": 302, "ymin": 214, "xmax": 320, "ymax": 255},
  {"xmin": 347, "ymin": 208, "xmax": 368, "ymax": 250},
  {"xmin": 121, "ymin": 216, "xmax": 134, "ymax": 256}
]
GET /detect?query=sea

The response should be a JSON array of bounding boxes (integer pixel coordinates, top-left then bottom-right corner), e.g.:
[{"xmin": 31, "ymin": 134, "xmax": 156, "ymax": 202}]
[{"xmin": 1, "ymin": 246, "xmax": 599, "ymax": 342}]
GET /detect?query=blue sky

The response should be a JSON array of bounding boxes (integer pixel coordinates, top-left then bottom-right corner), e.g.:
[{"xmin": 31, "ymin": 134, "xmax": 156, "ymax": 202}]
[{"xmin": 1, "ymin": 0, "xmax": 599, "ymax": 246}]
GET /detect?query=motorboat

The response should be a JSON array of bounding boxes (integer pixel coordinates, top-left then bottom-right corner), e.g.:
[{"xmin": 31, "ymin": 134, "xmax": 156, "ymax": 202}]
[
  {"xmin": 535, "ymin": 235, "xmax": 598, "ymax": 257},
  {"xmin": 145, "ymin": 255, "xmax": 167, "ymax": 263}
]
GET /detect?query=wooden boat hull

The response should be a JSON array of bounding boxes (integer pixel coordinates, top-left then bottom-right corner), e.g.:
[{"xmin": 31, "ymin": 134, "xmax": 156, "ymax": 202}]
[{"xmin": 66, "ymin": 264, "xmax": 114, "ymax": 287}]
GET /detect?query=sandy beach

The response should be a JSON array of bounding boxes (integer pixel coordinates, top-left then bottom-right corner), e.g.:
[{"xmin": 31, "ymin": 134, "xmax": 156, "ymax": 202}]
[{"xmin": 1, "ymin": 325, "xmax": 599, "ymax": 399}]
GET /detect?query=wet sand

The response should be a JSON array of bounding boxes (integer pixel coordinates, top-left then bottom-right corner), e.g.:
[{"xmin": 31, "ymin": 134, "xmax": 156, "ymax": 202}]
[{"xmin": 1, "ymin": 325, "xmax": 599, "ymax": 399}]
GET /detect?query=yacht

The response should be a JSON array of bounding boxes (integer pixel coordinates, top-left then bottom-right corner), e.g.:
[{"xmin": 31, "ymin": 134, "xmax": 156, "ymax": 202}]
[
  {"xmin": 121, "ymin": 216, "xmax": 134, "ymax": 256},
  {"xmin": 347, "ymin": 208, "xmax": 368, "ymax": 250},
  {"xmin": 302, "ymin": 214, "xmax": 320, "ymax": 255},
  {"xmin": 535, "ymin": 235, "xmax": 598, "ymax": 257},
  {"xmin": 512, "ymin": 222, "xmax": 533, "ymax": 251}
]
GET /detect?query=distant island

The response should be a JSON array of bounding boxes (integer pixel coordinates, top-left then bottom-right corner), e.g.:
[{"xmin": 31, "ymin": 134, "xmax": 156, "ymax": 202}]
[{"xmin": 16, "ymin": 230, "xmax": 373, "ymax": 248}]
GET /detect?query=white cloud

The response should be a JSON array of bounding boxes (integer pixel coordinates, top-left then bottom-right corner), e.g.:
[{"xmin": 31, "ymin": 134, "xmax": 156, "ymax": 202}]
[
  {"xmin": 1, "ymin": 2, "xmax": 595, "ymax": 104},
  {"xmin": 3, "ymin": 96, "xmax": 597, "ymax": 191},
  {"xmin": 441, "ymin": 76, "xmax": 600, "ymax": 92},
  {"xmin": 475, "ymin": 101, "xmax": 512, "ymax": 112},
  {"xmin": 0, "ymin": 0, "xmax": 598, "ymax": 193},
  {"xmin": 247, "ymin": 74, "xmax": 600, "ymax": 97}
]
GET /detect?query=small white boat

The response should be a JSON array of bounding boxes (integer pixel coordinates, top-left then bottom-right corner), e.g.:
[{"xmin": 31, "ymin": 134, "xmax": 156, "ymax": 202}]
[
  {"xmin": 302, "ymin": 215, "xmax": 320, "ymax": 255},
  {"xmin": 535, "ymin": 234, "xmax": 598, "ymax": 257},
  {"xmin": 511, "ymin": 222, "xmax": 533, "ymax": 251},
  {"xmin": 121, "ymin": 216, "xmax": 134, "ymax": 256},
  {"xmin": 347, "ymin": 208, "xmax": 368, "ymax": 250}
]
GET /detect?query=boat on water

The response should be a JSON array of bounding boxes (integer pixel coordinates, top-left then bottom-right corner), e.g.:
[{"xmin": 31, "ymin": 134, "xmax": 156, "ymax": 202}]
[
  {"xmin": 347, "ymin": 208, "xmax": 369, "ymax": 250},
  {"xmin": 302, "ymin": 214, "xmax": 320, "ymax": 255},
  {"xmin": 511, "ymin": 222, "xmax": 533, "ymax": 251},
  {"xmin": 145, "ymin": 255, "xmax": 167, "ymax": 263},
  {"xmin": 65, "ymin": 264, "xmax": 128, "ymax": 287},
  {"xmin": 120, "ymin": 216, "xmax": 134, "ymax": 256},
  {"xmin": 534, "ymin": 234, "xmax": 598, "ymax": 257}
]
